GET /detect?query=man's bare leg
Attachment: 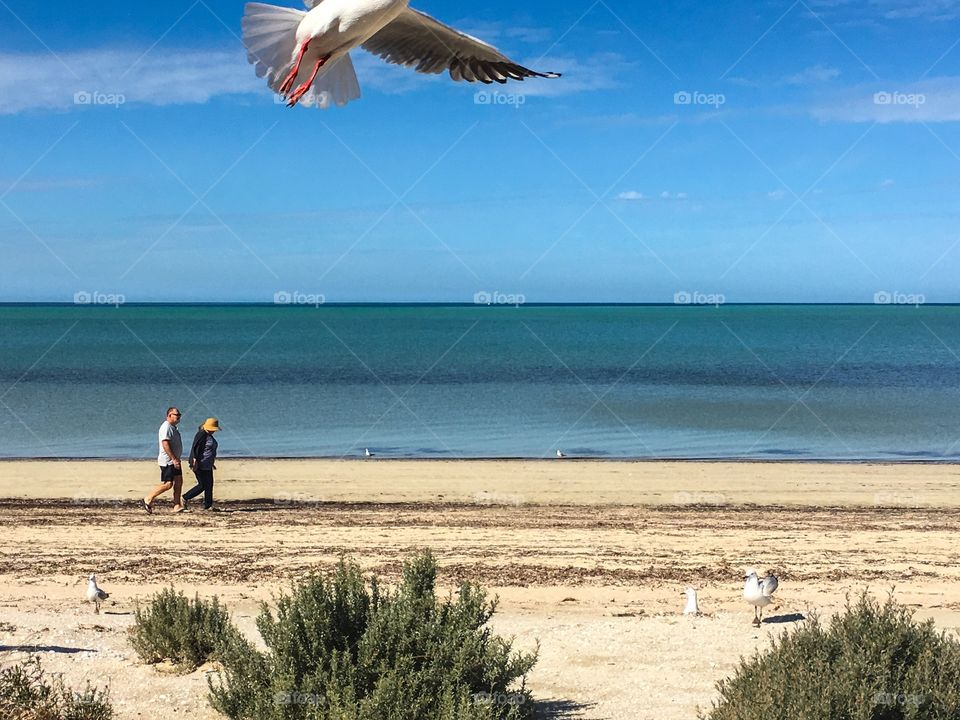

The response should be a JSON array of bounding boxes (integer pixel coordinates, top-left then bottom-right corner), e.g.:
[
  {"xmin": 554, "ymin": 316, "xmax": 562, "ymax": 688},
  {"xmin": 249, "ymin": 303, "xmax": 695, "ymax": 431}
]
[
  {"xmin": 172, "ymin": 475, "xmax": 184, "ymax": 512},
  {"xmin": 145, "ymin": 481, "xmax": 172, "ymax": 506}
]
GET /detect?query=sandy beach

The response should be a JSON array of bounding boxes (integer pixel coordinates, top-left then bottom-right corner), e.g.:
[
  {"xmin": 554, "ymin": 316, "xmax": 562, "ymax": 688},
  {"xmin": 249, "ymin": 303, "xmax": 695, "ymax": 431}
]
[{"xmin": 2, "ymin": 460, "xmax": 959, "ymax": 719}]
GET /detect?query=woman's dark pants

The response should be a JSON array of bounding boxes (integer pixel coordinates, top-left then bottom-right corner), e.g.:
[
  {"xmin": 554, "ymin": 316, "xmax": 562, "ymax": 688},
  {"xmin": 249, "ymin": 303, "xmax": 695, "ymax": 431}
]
[{"xmin": 183, "ymin": 468, "xmax": 214, "ymax": 509}]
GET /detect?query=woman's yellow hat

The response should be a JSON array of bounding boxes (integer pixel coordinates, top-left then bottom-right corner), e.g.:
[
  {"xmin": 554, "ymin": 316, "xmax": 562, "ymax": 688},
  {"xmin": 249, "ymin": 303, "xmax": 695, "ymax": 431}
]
[{"xmin": 202, "ymin": 418, "xmax": 221, "ymax": 432}]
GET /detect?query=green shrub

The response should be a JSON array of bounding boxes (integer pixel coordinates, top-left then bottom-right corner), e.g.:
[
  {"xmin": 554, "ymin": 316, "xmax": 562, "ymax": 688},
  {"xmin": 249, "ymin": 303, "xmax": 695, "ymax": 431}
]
[
  {"xmin": 0, "ymin": 655, "xmax": 113, "ymax": 720},
  {"xmin": 209, "ymin": 551, "xmax": 537, "ymax": 720},
  {"xmin": 130, "ymin": 587, "xmax": 235, "ymax": 672},
  {"xmin": 703, "ymin": 592, "xmax": 960, "ymax": 720}
]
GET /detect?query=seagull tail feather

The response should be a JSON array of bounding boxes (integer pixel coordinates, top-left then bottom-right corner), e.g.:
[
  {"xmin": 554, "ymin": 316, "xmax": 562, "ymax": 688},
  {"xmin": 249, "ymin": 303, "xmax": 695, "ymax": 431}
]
[{"xmin": 242, "ymin": 3, "xmax": 307, "ymax": 90}]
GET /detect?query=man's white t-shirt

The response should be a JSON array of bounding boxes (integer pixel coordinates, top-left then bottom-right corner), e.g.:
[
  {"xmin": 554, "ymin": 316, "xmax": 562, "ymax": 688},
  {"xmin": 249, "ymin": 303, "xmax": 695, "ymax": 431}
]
[{"xmin": 158, "ymin": 421, "xmax": 182, "ymax": 467}]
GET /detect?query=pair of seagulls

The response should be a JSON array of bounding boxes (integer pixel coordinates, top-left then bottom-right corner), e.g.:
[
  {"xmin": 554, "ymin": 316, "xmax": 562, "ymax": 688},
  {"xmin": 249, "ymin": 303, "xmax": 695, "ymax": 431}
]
[
  {"xmin": 683, "ymin": 569, "xmax": 779, "ymax": 626},
  {"xmin": 242, "ymin": 0, "xmax": 560, "ymax": 108}
]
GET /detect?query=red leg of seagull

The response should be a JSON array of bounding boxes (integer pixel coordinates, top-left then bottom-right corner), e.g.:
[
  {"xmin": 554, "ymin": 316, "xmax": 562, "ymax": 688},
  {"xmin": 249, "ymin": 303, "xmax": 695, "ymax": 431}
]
[
  {"xmin": 287, "ymin": 53, "xmax": 330, "ymax": 107},
  {"xmin": 279, "ymin": 39, "xmax": 311, "ymax": 97}
]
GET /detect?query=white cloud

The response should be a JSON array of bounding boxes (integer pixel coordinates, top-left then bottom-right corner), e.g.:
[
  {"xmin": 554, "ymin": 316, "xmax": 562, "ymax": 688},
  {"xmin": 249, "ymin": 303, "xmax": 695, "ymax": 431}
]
[
  {"xmin": 881, "ymin": 178, "xmax": 896, "ymax": 188},
  {"xmin": 617, "ymin": 191, "xmax": 645, "ymax": 201},
  {"xmin": 768, "ymin": 190, "xmax": 787, "ymax": 200},
  {"xmin": 660, "ymin": 191, "xmax": 689, "ymax": 200},
  {"xmin": 0, "ymin": 48, "xmax": 261, "ymax": 114},
  {"xmin": 0, "ymin": 45, "xmax": 620, "ymax": 114},
  {"xmin": 781, "ymin": 65, "xmax": 841, "ymax": 86},
  {"xmin": 810, "ymin": 76, "xmax": 960, "ymax": 122}
]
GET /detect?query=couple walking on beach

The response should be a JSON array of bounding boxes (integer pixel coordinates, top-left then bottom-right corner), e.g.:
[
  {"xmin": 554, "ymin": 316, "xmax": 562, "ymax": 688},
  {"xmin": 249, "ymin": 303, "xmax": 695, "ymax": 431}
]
[{"xmin": 142, "ymin": 407, "xmax": 220, "ymax": 514}]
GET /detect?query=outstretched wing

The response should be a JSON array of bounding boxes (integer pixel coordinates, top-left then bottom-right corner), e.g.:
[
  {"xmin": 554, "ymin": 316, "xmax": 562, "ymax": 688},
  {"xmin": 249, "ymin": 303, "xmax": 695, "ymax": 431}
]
[{"xmin": 361, "ymin": 8, "xmax": 560, "ymax": 84}]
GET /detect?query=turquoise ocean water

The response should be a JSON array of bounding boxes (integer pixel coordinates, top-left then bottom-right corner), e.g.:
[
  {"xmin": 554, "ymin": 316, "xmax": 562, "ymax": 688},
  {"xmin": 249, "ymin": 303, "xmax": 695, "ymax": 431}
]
[{"xmin": 0, "ymin": 304, "xmax": 957, "ymax": 461}]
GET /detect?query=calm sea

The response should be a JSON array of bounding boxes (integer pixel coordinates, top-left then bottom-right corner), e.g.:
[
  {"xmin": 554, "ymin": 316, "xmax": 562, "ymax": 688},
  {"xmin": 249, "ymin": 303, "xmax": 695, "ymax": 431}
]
[{"xmin": 0, "ymin": 304, "xmax": 957, "ymax": 461}]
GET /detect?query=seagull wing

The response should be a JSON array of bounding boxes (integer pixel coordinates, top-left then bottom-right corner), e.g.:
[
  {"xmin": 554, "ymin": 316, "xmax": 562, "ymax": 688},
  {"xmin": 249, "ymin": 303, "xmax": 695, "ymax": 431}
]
[
  {"xmin": 762, "ymin": 575, "xmax": 779, "ymax": 597},
  {"xmin": 361, "ymin": 8, "xmax": 560, "ymax": 84},
  {"xmin": 303, "ymin": 0, "xmax": 326, "ymax": 8},
  {"xmin": 97, "ymin": 589, "xmax": 110, "ymax": 600}
]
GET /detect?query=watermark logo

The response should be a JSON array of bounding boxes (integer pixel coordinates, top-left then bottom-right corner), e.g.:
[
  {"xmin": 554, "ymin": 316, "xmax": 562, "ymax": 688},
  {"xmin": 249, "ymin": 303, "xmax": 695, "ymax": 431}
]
[
  {"xmin": 473, "ymin": 491, "xmax": 525, "ymax": 506},
  {"xmin": 74, "ymin": 291, "xmax": 125, "ymax": 308},
  {"xmin": 474, "ymin": 291, "xmax": 526, "ymax": 307},
  {"xmin": 472, "ymin": 692, "xmax": 526, "ymax": 707},
  {"xmin": 874, "ymin": 492, "xmax": 927, "ymax": 507},
  {"xmin": 674, "ymin": 90, "xmax": 726, "ymax": 108},
  {"xmin": 674, "ymin": 491, "xmax": 726, "ymax": 505},
  {"xmin": 873, "ymin": 91, "xmax": 925, "ymax": 108},
  {"xmin": 873, "ymin": 291, "xmax": 925, "ymax": 307},
  {"xmin": 674, "ymin": 290, "xmax": 725, "ymax": 307},
  {"xmin": 274, "ymin": 491, "xmax": 325, "ymax": 507},
  {"xmin": 873, "ymin": 692, "xmax": 923, "ymax": 708},
  {"xmin": 273, "ymin": 290, "xmax": 325, "ymax": 308},
  {"xmin": 74, "ymin": 90, "xmax": 126, "ymax": 108},
  {"xmin": 273, "ymin": 691, "xmax": 325, "ymax": 707},
  {"xmin": 474, "ymin": 90, "xmax": 526, "ymax": 108},
  {"xmin": 72, "ymin": 492, "xmax": 125, "ymax": 507}
]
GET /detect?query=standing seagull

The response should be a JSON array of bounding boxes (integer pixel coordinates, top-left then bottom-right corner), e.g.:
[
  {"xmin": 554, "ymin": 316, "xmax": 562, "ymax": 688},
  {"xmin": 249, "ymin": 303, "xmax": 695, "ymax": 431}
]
[
  {"xmin": 86, "ymin": 574, "xmax": 109, "ymax": 615},
  {"xmin": 242, "ymin": 0, "xmax": 561, "ymax": 108},
  {"xmin": 743, "ymin": 568, "xmax": 778, "ymax": 626},
  {"xmin": 683, "ymin": 587, "xmax": 701, "ymax": 615}
]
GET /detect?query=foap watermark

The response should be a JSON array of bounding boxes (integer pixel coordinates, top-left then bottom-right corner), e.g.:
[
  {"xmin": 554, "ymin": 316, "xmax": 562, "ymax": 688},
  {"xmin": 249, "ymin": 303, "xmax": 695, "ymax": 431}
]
[
  {"xmin": 873, "ymin": 91, "xmax": 925, "ymax": 108},
  {"xmin": 472, "ymin": 692, "xmax": 527, "ymax": 707},
  {"xmin": 474, "ymin": 90, "xmax": 526, "ymax": 108},
  {"xmin": 674, "ymin": 90, "xmax": 726, "ymax": 108},
  {"xmin": 273, "ymin": 491, "xmax": 326, "ymax": 507},
  {"xmin": 673, "ymin": 491, "xmax": 726, "ymax": 505},
  {"xmin": 274, "ymin": 291, "xmax": 326, "ymax": 307},
  {"xmin": 474, "ymin": 291, "xmax": 526, "ymax": 307},
  {"xmin": 674, "ymin": 290, "xmax": 725, "ymax": 307},
  {"xmin": 874, "ymin": 492, "xmax": 927, "ymax": 507},
  {"xmin": 874, "ymin": 291, "xmax": 925, "ymax": 307},
  {"xmin": 74, "ymin": 291, "xmax": 125, "ymax": 308},
  {"xmin": 74, "ymin": 90, "xmax": 126, "ymax": 108},
  {"xmin": 72, "ymin": 492, "xmax": 125, "ymax": 508},
  {"xmin": 873, "ymin": 692, "xmax": 923, "ymax": 709},
  {"xmin": 473, "ymin": 491, "xmax": 526, "ymax": 506},
  {"xmin": 273, "ymin": 691, "xmax": 325, "ymax": 707}
]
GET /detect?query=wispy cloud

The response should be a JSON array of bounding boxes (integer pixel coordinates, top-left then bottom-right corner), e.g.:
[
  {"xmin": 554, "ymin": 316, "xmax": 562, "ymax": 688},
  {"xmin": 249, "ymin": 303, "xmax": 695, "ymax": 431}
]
[
  {"xmin": 0, "ymin": 48, "xmax": 261, "ymax": 114},
  {"xmin": 781, "ymin": 64, "xmax": 841, "ymax": 86},
  {"xmin": 810, "ymin": 76, "xmax": 960, "ymax": 122},
  {"xmin": 0, "ymin": 44, "xmax": 617, "ymax": 114},
  {"xmin": 617, "ymin": 191, "xmax": 646, "ymax": 201}
]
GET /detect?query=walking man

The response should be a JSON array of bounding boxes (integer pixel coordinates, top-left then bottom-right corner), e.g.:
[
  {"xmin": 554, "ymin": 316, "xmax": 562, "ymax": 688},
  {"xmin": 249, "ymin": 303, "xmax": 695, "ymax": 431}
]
[{"xmin": 142, "ymin": 407, "xmax": 184, "ymax": 514}]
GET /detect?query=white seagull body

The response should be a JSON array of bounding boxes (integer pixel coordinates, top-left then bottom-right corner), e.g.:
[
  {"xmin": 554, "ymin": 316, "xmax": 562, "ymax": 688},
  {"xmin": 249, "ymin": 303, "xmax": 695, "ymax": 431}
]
[
  {"xmin": 242, "ymin": 0, "xmax": 560, "ymax": 108},
  {"xmin": 683, "ymin": 587, "xmax": 701, "ymax": 616},
  {"xmin": 743, "ymin": 568, "xmax": 778, "ymax": 626},
  {"xmin": 86, "ymin": 574, "xmax": 109, "ymax": 614}
]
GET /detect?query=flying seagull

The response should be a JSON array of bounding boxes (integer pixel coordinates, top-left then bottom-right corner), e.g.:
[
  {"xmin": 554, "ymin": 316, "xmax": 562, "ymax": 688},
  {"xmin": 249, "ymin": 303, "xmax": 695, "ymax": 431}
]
[
  {"xmin": 86, "ymin": 574, "xmax": 109, "ymax": 614},
  {"xmin": 683, "ymin": 587, "xmax": 701, "ymax": 616},
  {"xmin": 242, "ymin": 0, "xmax": 561, "ymax": 108},
  {"xmin": 743, "ymin": 568, "xmax": 778, "ymax": 626}
]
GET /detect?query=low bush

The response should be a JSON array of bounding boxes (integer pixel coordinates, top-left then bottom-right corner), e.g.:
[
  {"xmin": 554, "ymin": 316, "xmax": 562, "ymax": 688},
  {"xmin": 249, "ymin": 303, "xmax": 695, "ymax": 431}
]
[
  {"xmin": 0, "ymin": 655, "xmax": 113, "ymax": 720},
  {"xmin": 130, "ymin": 587, "xmax": 235, "ymax": 671},
  {"xmin": 209, "ymin": 551, "xmax": 537, "ymax": 719},
  {"xmin": 703, "ymin": 592, "xmax": 960, "ymax": 720}
]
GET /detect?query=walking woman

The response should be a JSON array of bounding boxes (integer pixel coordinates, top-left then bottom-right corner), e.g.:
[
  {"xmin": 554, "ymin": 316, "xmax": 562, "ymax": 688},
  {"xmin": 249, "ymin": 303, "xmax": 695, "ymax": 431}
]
[{"xmin": 184, "ymin": 418, "xmax": 220, "ymax": 510}]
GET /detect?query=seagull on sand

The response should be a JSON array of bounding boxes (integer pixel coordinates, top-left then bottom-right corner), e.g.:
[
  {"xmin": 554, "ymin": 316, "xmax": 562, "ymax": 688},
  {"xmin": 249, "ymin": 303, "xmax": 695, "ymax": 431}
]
[
  {"xmin": 86, "ymin": 574, "xmax": 109, "ymax": 614},
  {"xmin": 743, "ymin": 569, "xmax": 778, "ymax": 626},
  {"xmin": 556, "ymin": 449, "xmax": 565, "ymax": 458},
  {"xmin": 242, "ymin": 0, "xmax": 561, "ymax": 108},
  {"xmin": 364, "ymin": 448, "xmax": 373, "ymax": 457},
  {"xmin": 683, "ymin": 587, "xmax": 701, "ymax": 616}
]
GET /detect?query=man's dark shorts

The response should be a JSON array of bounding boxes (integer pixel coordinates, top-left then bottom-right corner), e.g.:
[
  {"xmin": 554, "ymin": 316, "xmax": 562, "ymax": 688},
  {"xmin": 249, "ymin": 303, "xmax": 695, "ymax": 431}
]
[{"xmin": 160, "ymin": 464, "xmax": 183, "ymax": 484}]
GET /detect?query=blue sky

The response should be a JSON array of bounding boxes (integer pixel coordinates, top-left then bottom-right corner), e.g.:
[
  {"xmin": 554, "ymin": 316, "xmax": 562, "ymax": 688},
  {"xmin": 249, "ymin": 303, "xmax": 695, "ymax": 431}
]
[{"xmin": 1, "ymin": 0, "xmax": 959, "ymax": 302}]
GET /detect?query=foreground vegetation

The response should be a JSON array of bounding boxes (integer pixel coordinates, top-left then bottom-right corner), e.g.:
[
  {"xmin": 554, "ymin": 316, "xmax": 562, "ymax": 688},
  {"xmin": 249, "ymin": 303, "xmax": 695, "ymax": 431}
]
[
  {"xmin": 209, "ymin": 552, "xmax": 537, "ymax": 720},
  {"xmin": 0, "ymin": 656, "xmax": 113, "ymax": 720},
  {"xmin": 704, "ymin": 593, "xmax": 960, "ymax": 720}
]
